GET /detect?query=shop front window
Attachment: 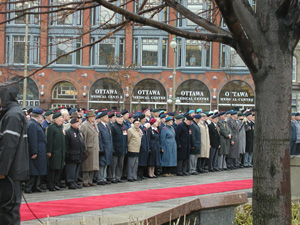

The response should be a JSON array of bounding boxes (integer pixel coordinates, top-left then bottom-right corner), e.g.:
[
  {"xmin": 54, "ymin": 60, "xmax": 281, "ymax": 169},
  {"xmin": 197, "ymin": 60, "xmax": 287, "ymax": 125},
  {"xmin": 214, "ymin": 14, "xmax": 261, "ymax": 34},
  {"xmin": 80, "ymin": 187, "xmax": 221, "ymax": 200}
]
[
  {"xmin": 52, "ymin": 81, "xmax": 77, "ymax": 99},
  {"xmin": 175, "ymin": 79, "xmax": 210, "ymax": 112},
  {"xmin": 89, "ymin": 78, "xmax": 124, "ymax": 110},
  {"xmin": 219, "ymin": 80, "xmax": 255, "ymax": 111},
  {"xmin": 17, "ymin": 78, "xmax": 40, "ymax": 107}
]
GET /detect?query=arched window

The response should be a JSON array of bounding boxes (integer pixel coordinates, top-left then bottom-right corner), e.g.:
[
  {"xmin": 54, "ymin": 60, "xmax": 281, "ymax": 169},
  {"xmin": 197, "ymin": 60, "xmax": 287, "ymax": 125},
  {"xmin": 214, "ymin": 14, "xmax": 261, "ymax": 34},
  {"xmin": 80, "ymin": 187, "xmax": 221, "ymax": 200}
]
[
  {"xmin": 17, "ymin": 78, "xmax": 40, "ymax": 107},
  {"xmin": 52, "ymin": 81, "xmax": 77, "ymax": 99}
]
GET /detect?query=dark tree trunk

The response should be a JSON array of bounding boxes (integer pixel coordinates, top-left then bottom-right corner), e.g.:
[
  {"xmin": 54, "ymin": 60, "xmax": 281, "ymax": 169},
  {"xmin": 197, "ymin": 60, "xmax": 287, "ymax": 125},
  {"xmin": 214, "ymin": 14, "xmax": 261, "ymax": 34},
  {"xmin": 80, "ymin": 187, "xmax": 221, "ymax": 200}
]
[{"xmin": 252, "ymin": 49, "xmax": 292, "ymax": 224}]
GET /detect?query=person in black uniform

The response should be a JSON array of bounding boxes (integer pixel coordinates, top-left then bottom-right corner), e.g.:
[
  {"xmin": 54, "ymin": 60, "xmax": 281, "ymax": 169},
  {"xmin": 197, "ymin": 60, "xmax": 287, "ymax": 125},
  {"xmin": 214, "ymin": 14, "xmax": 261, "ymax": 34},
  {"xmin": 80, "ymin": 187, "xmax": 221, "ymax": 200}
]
[
  {"xmin": 208, "ymin": 113, "xmax": 221, "ymax": 172},
  {"xmin": 0, "ymin": 82, "xmax": 30, "ymax": 225}
]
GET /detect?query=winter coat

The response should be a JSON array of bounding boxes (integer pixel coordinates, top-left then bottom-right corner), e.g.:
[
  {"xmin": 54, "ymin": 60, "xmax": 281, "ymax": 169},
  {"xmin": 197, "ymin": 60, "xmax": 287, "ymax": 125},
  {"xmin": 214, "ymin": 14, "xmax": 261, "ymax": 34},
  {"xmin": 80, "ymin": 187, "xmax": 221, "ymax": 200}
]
[
  {"xmin": 198, "ymin": 120, "xmax": 210, "ymax": 158},
  {"xmin": 0, "ymin": 84, "xmax": 29, "ymax": 181},
  {"xmin": 176, "ymin": 122, "xmax": 192, "ymax": 160},
  {"xmin": 41, "ymin": 120, "xmax": 51, "ymax": 132},
  {"xmin": 27, "ymin": 118, "xmax": 47, "ymax": 176},
  {"xmin": 238, "ymin": 120, "xmax": 246, "ymax": 154},
  {"xmin": 139, "ymin": 125, "xmax": 150, "ymax": 166},
  {"xmin": 227, "ymin": 117, "xmax": 241, "ymax": 159},
  {"xmin": 98, "ymin": 122, "xmax": 113, "ymax": 166},
  {"xmin": 47, "ymin": 123, "xmax": 66, "ymax": 170},
  {"xmin": 65, "ymin": 126, "xmax": 86, "ymax": 164},
  {"xmin": 148, "ymin": 127, "xmax": 161, "ymax": 167},
  {"xmin": 123, "ymin": 120, "xmax": 131, "ymax": 131},
  {"xmin": 127, "ymin": 127, "xmax": 143, "ymax": 155},
  {"xmin": 245, "ymin": 120, "xmax": 254, "ymax": 153},
  {"xmin": 208, "ymin": 122, "xmax": 220, "ymax": 149},
  {"xmin": 111, "ymin": 122, "xmax": 128, "ymax": 156},
  {"xmin": 217, "ymin": 120, "xmax": 231, "ymax": 155},
  {"xmin": 160, "ymin": 124, "xmax": 177, "ymax": 167},
  {"xmin": 80, "ymin": 120, "xmax": 99, "ymax": 171},
  {"xmin": 190, "ymin": 121, "xmax": 201, "ymax": 155}
]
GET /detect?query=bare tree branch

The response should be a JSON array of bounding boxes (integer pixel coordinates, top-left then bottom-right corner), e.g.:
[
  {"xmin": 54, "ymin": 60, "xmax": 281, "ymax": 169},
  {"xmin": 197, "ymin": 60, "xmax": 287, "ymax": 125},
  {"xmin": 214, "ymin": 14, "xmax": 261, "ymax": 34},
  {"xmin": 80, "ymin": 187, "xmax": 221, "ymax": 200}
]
[
  {"xmin": 95, "ymin": 0, "xmax": 233, "ymax": 45},
  {"xmin": 164, "ymin": 0, "xmax": 230, "ymax": 36}
]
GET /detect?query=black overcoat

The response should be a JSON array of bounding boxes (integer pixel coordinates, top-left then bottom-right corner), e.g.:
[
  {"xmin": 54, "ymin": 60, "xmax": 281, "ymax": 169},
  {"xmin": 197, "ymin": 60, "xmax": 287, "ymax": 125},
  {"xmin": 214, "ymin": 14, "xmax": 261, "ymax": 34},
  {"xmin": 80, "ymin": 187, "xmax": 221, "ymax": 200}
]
[
  {"xmin": 111, "ymin": 122, "xmax": 128, "ymax": 156},
  {"xmin": 27, "ymin": 118, "xmax": 47, "ymax": 176},
  {"xmin": 245, "ymin": 121, "xmax": 254, "ymax": 153},
  {"xmin": 175, "ymin": 122, "xmax": 192, "ymax": 160},
  {"xmin": 65, "ymin": 126, "xmax": 86, "ymax": 164},
  {"xmin": 148, "ymin": 127, "xmax": 161, "ymax": 167},
  {"xmin": 98, "ymin": 122, "xmax": 113, "ymax": 166},
  {"xmin": 208, "ymin": 122, "xmax": 220, "ymax": 149},
  {"xmin": 190, "ymin": 121, "xmax": 201, "ymax": 155},
  {"xmin": 138, "ymin": 125, "xmax": 150, "ymax": 166}
]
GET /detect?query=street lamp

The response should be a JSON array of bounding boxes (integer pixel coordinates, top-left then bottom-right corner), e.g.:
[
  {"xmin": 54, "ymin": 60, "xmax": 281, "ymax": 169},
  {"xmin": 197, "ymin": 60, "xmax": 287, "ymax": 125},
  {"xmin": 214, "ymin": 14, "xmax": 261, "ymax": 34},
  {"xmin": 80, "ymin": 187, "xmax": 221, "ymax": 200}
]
[{"xmin": 170, "ymin": 38, "xmax": 177, "ymax": 111}]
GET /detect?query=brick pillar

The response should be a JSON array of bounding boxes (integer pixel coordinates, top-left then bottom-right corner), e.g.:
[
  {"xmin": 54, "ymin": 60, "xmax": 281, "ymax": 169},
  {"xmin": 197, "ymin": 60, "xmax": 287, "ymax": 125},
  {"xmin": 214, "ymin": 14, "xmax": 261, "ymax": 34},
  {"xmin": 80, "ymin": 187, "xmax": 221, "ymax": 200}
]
[
  {"xmin": 82, "ymin": 5, "xmax": 90, "ymax": 66},
  {"xmin": 40, "ymin": 0, "xmax": 49, "ymax": 65},
  {"xmin": 0, "ymin": 4, "xmax": 6, "ymax": 64}
]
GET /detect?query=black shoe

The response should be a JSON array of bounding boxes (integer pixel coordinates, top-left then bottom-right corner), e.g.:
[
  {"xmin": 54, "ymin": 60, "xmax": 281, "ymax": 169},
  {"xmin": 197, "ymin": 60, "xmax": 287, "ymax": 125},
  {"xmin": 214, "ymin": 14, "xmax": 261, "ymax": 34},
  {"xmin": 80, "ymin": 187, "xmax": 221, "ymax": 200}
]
[
  {"xmin": 68, "ymin": 183, "xmax": 77, "ymax": 190},
  {"xmin": 117, "ymin": 180, "xmax": 125, "ymax": 183},
  {"xmin": 24, "ymin": 190, "xmax": 32, "ymax": 194},
  {"xmin": 73, "ymin": 182, "xmax": 82, "ymax": 189},
  {"xmin": 191, "ymin": 172, "xmax": 199, "ymax": 175},
  {"xmin": 32, "ymin": 187, "xmax": 46, "ymax": 193},
  {"xmin": 208, "ymin": 169, "xmax": 214, "ymax": 172},
  {"xmin": 49, "ymin": 188, "xmax": 56, "ymax": 191},
  {"xmin": 97, "ymin": 181, "xmax": 105, "ymax": 185},
  {"xmin": 213, "ymin": 168, "xmax": 219, "ymax": 172},
  {"xmin": 55, "ymin": 186, "xmax": 63, "ymax": 191},
  {"xmin": 177, "ymin": 173, "xmax": 184, "ymax": 176},
  {"xmin": 59, "ymin": 184, "xmax": 66, "ymax": 188},
  {"xmin": 104, "ymin": 181, "xmax": 111, "ymax": 185},
  {"xmin": 128, "ymin": 179, "xmax": 134, "ymax": 182},
  {"xmin": 111, "ymin": 180, "xmax": 118, "ymax": 184}
]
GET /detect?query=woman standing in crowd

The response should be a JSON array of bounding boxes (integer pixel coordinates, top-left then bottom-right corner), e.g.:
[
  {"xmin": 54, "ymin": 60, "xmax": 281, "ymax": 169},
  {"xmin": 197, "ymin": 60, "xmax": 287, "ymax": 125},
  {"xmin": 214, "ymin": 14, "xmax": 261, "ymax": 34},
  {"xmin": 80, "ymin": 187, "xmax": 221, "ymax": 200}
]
[
  {"xmin": 127, "ymin": 119, "xmax": 143, "ymax": 182},
  {"xmin": 148, "ymin": 118, "xmax": 161, "ymax": 178},
  {"xmin": 160, "ymin": 116, "xmax": 177, "ymax": 176}
]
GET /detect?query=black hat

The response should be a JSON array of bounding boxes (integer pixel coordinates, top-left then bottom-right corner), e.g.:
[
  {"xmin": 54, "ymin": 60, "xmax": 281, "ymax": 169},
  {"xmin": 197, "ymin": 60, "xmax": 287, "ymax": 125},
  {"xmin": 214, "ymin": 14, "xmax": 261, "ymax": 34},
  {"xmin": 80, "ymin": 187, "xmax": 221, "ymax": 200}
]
[
  {"xmin": 185, "ymin": 115, "xmax": 193, "ymax": 121},
  {"xmin": 138, "ymin": 114, "xmax": 145, "ymax": 120},
  {"xmin": 121, "ymin": 109, "xmax": 128, "ymax": 115},
  {"xmin": 245, "ymin": 111, "xmax": 252, "ymax": 117},
  {"xmin": 44, "ymin": 110, "xmax": 53, "ymax": 116},
  {"xmin": 211, "ymin": 113, "xmax": 219, "ymax": 119},
  {"xmin": 98, "ymin": 111, "xmax": 108, "ymax": 118},
  {"xmin": 108, "ymin": 113, "xmax": 115, "ymax": 118},
  {"xmin": 175, "ymin": 115, "xmax": 183, "ymax": 120},
  {"xmin": 153, "ymin": 109, "xmax": 160, "ymax": 113},
  {"xmin": 32, "ymin": 108, "xmax": 44, "ymax": 114},
  {"xmin": 193, "ymin": 114, "xmax": 202, "ymax": 119},
  {"xmin": 167, "ymin": 112, "xmax": 175, "ymax": 116},
  {"xmin": 133, "ymin": 118, "xmax": 140, "ymax": 124},
  {"xmin": 116, "ymin": 114, "xmax": 122, "ymax": 118},
  {"xmin": 52, "ymin": 112, "xmax": 62, "ymax": 119},
  {"xmin": 219, "ymin": 111, "xmax": 226, "ymax": 116},
  {"xmin": 70, "ymin": 118, "xmax": 80, "ymax": 124}
]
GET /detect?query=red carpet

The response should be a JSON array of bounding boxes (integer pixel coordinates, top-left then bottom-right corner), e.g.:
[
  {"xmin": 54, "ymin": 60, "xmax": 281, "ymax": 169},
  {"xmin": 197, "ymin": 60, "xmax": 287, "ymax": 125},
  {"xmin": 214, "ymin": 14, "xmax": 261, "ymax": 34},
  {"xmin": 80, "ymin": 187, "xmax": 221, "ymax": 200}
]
[{"xmin": 21, "ymin": 179, "xmax": 252, "ymax": 221}]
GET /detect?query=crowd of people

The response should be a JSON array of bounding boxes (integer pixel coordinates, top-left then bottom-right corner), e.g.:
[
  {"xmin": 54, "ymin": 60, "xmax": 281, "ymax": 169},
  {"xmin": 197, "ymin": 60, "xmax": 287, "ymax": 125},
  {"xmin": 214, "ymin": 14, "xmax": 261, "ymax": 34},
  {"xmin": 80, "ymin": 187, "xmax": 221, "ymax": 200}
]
[
  {"xmin": 20, "ymin": 104, "xmax": 255, "ymax": 193},
  {"xmin": 0, "ymin": 83, "xmax": 256, "ymax": 224}
]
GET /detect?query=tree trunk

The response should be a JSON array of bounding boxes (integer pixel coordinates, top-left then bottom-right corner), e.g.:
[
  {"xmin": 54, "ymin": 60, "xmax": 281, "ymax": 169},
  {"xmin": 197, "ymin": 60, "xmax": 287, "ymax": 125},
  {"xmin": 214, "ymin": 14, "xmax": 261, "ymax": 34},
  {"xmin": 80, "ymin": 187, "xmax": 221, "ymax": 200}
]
[{"xmin": 252, "ymin": 49, "xmax": 292, "ymax": 224}]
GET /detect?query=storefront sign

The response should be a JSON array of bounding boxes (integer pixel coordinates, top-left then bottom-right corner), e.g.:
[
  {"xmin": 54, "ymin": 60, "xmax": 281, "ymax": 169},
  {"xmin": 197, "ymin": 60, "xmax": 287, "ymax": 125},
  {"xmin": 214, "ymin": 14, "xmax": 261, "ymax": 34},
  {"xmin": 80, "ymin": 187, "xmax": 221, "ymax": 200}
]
[
  {"xmin": 89, "ymin": 78, "xmax": 124, "ymax": 101},
  {"xmin": 132, "ymin": 79, "xmax": 167, "ymax": 102},
  {"xmin": 219, "ymin": 81, "xmax": 254, "ymax": 104},
  {"xmin": 176, "ymin": 80, "xmax": 210, "ymax": 103}
]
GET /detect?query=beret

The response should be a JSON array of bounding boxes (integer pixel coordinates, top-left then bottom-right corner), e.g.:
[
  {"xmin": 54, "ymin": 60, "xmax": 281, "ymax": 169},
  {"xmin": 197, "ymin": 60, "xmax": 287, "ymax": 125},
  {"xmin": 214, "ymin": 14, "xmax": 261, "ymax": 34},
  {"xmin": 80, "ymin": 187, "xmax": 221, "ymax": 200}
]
[
  {"xmin": 165, "ymin": 116, "xmax": 173, "ymax": 122},
  {"xmin": 121, "ymin": 109, "xmax": 128, "ymax": 115},
  {"xmin": 238, "ymin": 113, "xmax": 244, "ymax": 117},
  {"xmin": 153, "ymin": 109, "xmax": 160, "ymax": 112},
  {"xmin": 193, "ymin": 114, "xmax": 202, "ymax": 119},
  {"xmin": 138, "ymin": 114, "xmax": 146, "ymax": 120},
  {"xmin": 167, "ymin": 112, "xmax": 175, "ymax": 116},
  {"xmin": 149, "ymin": 118, "xmax": 157, "ymax": 125},
  {"xmin": 108, "ymin": 113, "xmax": 115, "ymax": 118},
  {"xmin": 32, "ymin": 108, "xmax": 44, "ymax": 114},
  {"xmin": 116, "ymin": 114, "xmax": 122, "ymax": 118},
  {"xmin": 129, "ymin": 113, "xmax": 134, "ymax": 118},
  {"xmin": 226, "ymin": 111, "xmax": 232, "ymax": 115},
  {"xmin": 188, "ymin": 110, "xmax": 195, "ymax": 114},
  {"xmin": 211, "ymin": 113, "xmax": 219, "ymax": 119},
  {"xmin": 98, "ymin": 111, "xmax": 108, "ymax": 118},
  {"xmin": 175, "ymin": 115, "xmax": 183, "ymax": 120},
  {"xmin": 44, "ymin": 110, "xmax": 53, "ymax": 116},
  {"xmin": 133, "ymin": 118, "xmax": 140, "ymax": 123},
  {"xmin": 231, "ymin": 111, "xmax": 237, "ymax": 115},
  {"xmin": 196, "ymin": 108, "xmax": 202, "ymax": 113},
  {"xmin": 219, "ymin": 111, "xmax": 226, "ymax": 116},
  {"xmin": 52, "ymin": 112, "xmax": 62, "ymax": 119},
  {"xmin": 185, "ymin": 115, "xmax": 194, "ymax": 121},
  {"xmin": 245, "ymin": 111, "xmax": 252, "ymax": 117},
  {"xmin": 68, "ymin": 108, "xmax": 76, "ymax": 115},
  {"xmin": 160, "ymin": 114, "xmax": 167, "ymax": 119}
]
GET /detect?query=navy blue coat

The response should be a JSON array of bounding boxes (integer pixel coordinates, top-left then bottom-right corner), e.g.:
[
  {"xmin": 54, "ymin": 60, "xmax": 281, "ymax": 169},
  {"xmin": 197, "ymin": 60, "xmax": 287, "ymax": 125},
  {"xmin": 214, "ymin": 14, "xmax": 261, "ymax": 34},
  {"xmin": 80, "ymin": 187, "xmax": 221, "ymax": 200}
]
[
  {"xmin": 148, "ymin": 127, "xmax": 161, "ymax": 167},
  {"xmin": 176, "ymin": 122, "xmax": 192, "ymax": 160},
  {"xmin": 97, "ymin": 122, "xmax": 113, "ymax": 166},
  {"xmin": 190, "ymin": 121, "xmax": 201, "ymax": 155},
  {"xmin": 27, "ymin": 118, "xmax": 47, "ymax": 176},
  {"xmin": 160, "ymin": 125, "xmax": 177, "ymax": 166},
  {"xmin": 138, "ymin": 124, "xmax": 150, "ymax": 167},
  {"xmin": 123, "ymin": 120, "xmax": 131, "ymax": 131},
  {"xmin": 41, "ymin": 119, "xmax": 51, "ymax": 132},
  {"xmin": 111, "ymin": 122, "xmax": 128, "ymax": 156}
]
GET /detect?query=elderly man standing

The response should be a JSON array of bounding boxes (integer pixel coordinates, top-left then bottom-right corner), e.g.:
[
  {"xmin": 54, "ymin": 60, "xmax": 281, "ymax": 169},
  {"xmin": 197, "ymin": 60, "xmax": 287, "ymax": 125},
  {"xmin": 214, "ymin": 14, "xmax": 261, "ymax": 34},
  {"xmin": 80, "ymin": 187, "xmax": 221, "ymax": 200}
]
[
  {"xmin": 60, "ymin": 108, "xmax": 71, "ymax": 131},
  {"xmin": 217, "ymin": 112, "xmax": 231, "ymax": 171},
  {"xmin": 197, "ymin": 113, "xmax": 210, "ymax": 173},
  {"xmin": 25, "ymin": 108, "xmax": 47, "ymax": 193},
  {"xmin": 80, "ymin": 110, "xmax": 99, "ymax": 187},
  {"xmin": 97, "ymin": 111, "xmax": 113, "ymax": 185},
  {"xmin": 47, "ymin": 112, "xmax": 66, "ymax": 191},
  {"xmin": 41, "ymin": 110, "xmax": 53, "ymax": 131}
]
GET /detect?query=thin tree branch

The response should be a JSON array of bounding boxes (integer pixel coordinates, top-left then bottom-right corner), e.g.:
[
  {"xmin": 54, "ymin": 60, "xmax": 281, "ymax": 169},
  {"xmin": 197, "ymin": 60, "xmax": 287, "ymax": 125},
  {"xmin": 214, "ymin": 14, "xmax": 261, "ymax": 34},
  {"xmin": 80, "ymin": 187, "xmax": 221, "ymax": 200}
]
[
  {"xmin": 95, "ymin": 0, "xmax": 233, "ymax": 45},
  {"xmin": 164, "ymin": 0, "xmax": 230, "ymax": 36}
]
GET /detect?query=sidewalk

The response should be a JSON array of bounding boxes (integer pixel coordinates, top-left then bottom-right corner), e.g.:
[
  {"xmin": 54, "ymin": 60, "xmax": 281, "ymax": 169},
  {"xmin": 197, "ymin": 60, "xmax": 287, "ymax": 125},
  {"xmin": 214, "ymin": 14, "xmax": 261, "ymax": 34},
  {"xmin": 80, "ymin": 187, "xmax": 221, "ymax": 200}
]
[{"xmin": 21, "ymin": 168, "xmax": 253, "ymax": 225}]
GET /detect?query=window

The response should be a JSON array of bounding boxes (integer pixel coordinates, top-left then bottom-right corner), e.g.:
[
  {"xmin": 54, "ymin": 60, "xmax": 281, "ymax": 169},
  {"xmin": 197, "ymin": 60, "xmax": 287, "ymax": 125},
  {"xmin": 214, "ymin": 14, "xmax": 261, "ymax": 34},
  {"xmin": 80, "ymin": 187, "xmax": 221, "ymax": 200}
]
[
  {"xmin": 7, "ymin": 0, "xmax": 40, "ymax": 25},
  {"xmin": 52, "ymin": 82, "xmax": 77, "ymax": 99},
  {"xmin": 186, "ymin": 0, "xmax": 212, "ymax": 26},
  {"xmin": 133, "ymin": 37, "xmax": 168, "ymax": 67},
  {"xmin": 249, "ymin": 0, "xmax": 256, "ymax": 12},
  {"xmin": 135, "ymin": 0, "xmax": 168, "ymax": 23},
  {"xmin": 49, "ymin": 0, "xmax": 82, "ymax": 26},
  {"xmin": 184, "ymin": 40, "xmax": 211, "ymax": 67},
  {"xmin": 220, "ymin": 44, "xmax": 246, "ymax": 68},
  {"xmin": 48, "ymin": 37, "xmax": 82, "ymax": 65},
  {"xmin": 293, "ymin": 56, "xmax": 297, "ymax": 82},
  {"xmin": 90, "ymin": 37, "xmax": 125, "ymax": 66},
  {"xmin": 6, "ymin": 35, "xmax": 40, "ymax": 64}
]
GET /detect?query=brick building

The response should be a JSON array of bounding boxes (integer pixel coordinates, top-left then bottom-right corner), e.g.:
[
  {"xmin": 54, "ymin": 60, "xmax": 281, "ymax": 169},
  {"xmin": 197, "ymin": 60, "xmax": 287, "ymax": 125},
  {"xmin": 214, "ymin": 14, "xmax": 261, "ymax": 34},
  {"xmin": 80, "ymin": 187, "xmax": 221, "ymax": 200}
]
[{"xmin": 1, "ymin": 0, "xmax": 290, "ymax": 112}]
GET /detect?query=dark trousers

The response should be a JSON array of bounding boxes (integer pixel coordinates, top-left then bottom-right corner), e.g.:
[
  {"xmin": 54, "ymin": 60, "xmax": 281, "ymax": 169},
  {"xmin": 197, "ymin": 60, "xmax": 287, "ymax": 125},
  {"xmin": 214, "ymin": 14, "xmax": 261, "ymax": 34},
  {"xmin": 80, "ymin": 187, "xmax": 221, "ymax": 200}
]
[
  {"xmin": 25, "ymin": 175, "xmax": 41, "ymax": 192},
  {"xmin": 47, "ymin": 169, "xmax": 62, "ymax": 189},
  {"xmin": 295, "ymin": 143, "xmax": 300, "ymax": 155},
  {"xmin": 112, "ymin": 155, "xmax": 125, "ymax": 181},
  {"xmin": 291, "ymin": 141, "xmax": 296, "ymax": 155},
  {"xmin": 209, "ymin": 148, "xmax": 219, "ymax": 170},
  {"xmin": 0, "ymin": 180, "xmax": 22, "ymax": 225},
  {"xmin": 65, "ymin": 163, "xmax": 81, "ymax": 184},
  {"xmin": 177, "ymin": 159, "xmax": 189, "ymax": 174},
  {"xmin": 197, "ymin": 158, "xmax": 206, "ymax": 172}
]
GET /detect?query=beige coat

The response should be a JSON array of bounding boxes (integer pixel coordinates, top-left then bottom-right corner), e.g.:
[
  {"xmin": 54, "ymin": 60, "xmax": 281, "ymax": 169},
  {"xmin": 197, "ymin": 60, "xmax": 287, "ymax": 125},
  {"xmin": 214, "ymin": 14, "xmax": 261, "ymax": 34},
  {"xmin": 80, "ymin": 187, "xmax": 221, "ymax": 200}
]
[
  {"xmin": 127, "ymin": 127, "xmax": 142, "ymax": 153},
  {"xmin": 80, "ymin": 120, "xmax": 99, "ymax": 171},
  {"xmin": 198, "ymin": 120, "xmax": 210, "ymax": 158}
]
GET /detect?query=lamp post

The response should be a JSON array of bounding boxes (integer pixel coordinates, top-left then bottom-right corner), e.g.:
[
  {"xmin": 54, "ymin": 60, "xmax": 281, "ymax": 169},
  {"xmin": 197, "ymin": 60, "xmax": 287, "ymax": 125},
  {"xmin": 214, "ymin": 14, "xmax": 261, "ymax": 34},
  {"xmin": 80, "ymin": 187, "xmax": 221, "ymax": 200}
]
[{"xmin": 170, "ymin": 38, "xmax": 177, "ymax": 111}]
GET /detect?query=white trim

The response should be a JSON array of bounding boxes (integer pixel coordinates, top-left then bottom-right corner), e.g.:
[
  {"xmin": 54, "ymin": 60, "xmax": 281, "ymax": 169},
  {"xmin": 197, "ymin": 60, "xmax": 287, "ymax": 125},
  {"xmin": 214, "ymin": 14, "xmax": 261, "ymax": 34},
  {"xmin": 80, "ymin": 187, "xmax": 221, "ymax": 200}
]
[{"xmin": 1, "ymin": 130, "xmax": 21, "ymax": 137}]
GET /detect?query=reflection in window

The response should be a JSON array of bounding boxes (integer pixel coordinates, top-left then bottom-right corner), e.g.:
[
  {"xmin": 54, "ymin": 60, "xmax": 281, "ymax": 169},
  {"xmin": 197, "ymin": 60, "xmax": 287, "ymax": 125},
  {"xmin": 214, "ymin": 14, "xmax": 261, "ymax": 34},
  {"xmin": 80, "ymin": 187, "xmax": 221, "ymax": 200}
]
[
  {"xmin": 99, "ymin": 38, "xmax": 115, "ymax": 65},
  {"xmin": 220, "ymin": 44, "xmax": 246, "ymax": 68},
  {"xmin": 142, "ymin": 38, "xmax": 159, "ymax": 66},
  {"xmin": 53, "ymin": 82, "xmax": 77, "ymax": 99},
  {"xmin": 56, "ymin": 38, "xmax": 73, "ymax": 64},
  {"xmin": 7, "ymin": 0, "xmax": 40, "ymax": 25},
  {"xmin": 185, "ymin": 40, "xmax": 210, "ymax": 67},
  {"xmin": 135, "ymin": 0, "xmax": 168, "ymax": 22},
  {"xmin": 186, "ymin": 0, "xmax": 212, "ymax": 26}
]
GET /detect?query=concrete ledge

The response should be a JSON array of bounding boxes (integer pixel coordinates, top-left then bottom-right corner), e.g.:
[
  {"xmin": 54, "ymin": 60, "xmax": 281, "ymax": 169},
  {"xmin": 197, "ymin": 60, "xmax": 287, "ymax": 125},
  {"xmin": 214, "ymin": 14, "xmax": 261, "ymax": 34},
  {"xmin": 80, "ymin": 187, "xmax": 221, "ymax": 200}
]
[
  {"xmin": 291, "ymin": 155, "xmax": 300, "ymax": 197},
  {"xmin": 142, "ymin": 192, "xmax": 248, "ymax": 225}
]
